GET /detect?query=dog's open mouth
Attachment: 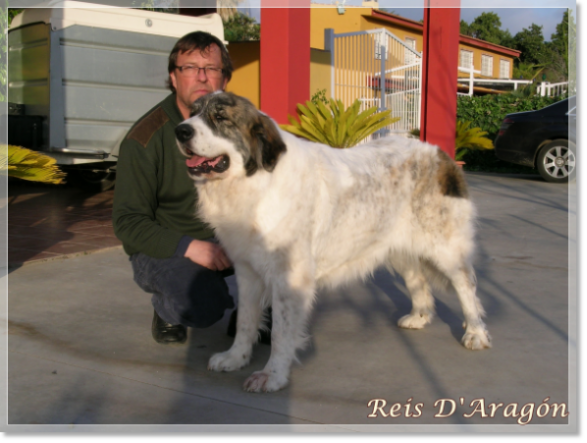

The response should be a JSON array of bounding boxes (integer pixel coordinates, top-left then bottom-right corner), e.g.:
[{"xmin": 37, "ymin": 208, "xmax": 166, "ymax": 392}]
[{"xmin": 186, "ymin": 153, "xmax": 230, "ymax": 174}]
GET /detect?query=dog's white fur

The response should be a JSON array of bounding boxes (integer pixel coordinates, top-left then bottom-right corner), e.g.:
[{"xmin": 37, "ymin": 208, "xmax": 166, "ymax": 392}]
[{"xmin": 177, "ymin": 93, "xmax": 491, "ymax": 393}]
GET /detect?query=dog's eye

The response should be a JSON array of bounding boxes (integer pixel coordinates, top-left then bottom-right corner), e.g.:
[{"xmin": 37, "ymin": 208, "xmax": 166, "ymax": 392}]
[{"xmin": 215, "ymin": 113, "xmax": 229, "ymax": 123}]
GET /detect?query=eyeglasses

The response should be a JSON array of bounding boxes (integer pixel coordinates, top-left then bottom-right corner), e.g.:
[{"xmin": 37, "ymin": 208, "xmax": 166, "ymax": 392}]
[{"xmin": 175, "ymin": 65, "xmax": 224, "ymax": 79}]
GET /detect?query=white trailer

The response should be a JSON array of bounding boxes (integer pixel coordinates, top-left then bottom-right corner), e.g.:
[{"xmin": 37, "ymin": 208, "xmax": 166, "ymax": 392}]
[{"xmin": 8, "ymin": 1, "xmax": 224, "ymax": 190}]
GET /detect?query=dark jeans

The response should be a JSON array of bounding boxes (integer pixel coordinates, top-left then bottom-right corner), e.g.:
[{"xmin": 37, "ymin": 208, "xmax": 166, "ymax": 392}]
[{"xmin": 131, "ymin": 253, "xmax": 235, "ymax": 328}]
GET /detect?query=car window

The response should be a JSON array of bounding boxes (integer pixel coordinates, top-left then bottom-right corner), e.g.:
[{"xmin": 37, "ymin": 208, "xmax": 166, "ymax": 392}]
[{"xmin": 567, "ymin": 106, "xmax": 577, "ymax": 117}]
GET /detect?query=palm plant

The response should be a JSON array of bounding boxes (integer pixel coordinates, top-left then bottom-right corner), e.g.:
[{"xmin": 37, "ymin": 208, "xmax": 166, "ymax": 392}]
[
  {"xmin": 1, "ymin": 145, "xmax": 66, "ymax": 184},
  {"xmin": 454, "ymin": 121, "xmax": 494, "ymax": 161},
  {"xmin": 281, "ymin": 98, "xmax": 400, "ymax": 148}
]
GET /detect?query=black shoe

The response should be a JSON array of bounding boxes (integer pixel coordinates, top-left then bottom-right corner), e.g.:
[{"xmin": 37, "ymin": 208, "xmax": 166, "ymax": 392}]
[
  {"xmin": 152, "ymin": 310, "xmax": 187, "ymax": 344},
  {"xmin": 227, "ymin": 308, "xmax": 272, "ymax": 345}
]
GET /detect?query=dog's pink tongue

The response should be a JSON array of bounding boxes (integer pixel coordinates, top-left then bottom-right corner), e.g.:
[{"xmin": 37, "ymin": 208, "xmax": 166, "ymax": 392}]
[{"xmin": 186, "ymin": 155, "xmax": 207, "ymax": 168}]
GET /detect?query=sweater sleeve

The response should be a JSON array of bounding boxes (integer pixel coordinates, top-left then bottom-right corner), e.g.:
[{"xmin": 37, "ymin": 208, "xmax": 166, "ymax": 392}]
[{"xmin": 112, "ymin": 137, "xmax": 183, "ymax": 258}]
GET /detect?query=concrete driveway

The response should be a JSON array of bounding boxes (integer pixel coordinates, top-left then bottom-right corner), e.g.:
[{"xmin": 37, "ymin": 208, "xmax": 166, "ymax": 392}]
[{"xmin": 1, "ymin": 172, "xmax": 577, "ymax": 433}]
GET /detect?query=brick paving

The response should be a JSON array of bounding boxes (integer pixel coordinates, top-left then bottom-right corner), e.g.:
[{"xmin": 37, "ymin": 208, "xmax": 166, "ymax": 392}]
[{"xmin": 7, "ymin": 179, "xmax": 121, "ymax": 268}]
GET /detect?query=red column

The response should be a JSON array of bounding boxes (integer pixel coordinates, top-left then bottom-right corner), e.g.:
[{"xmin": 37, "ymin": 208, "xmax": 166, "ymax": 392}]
[
  {"xmin": 260, "ymin": 1, "xmax": 310, "ymax": 124},
  {"xmin": 419, "ymin": 1, "xmax": 461, "ymax": 158}
]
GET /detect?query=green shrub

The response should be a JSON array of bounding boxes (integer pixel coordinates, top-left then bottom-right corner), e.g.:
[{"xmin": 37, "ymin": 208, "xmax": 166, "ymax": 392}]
[{"xmin": 457, "ymin": 93, "xmax": 566, "ymax": 140}]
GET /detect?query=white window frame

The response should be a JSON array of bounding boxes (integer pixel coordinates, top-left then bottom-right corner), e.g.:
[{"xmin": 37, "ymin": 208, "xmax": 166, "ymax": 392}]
[
  {"xmin": 460, "ymin": 49, "xmax": 473, "ymax": 69},
  {"xmin": 404, "ymin": 37, "xmax": 417, "ymax": 65},
  {"xmin": 499, "ymin": 59, "xmax": 511, "ymax": 79},
  {"xmin": 481, "ymin": 54, "xmax": 493, "ymax": 77}
]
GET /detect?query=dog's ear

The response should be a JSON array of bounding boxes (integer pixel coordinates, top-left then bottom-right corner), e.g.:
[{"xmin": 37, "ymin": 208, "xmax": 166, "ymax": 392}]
[{"xmin": 247, "ymin": 113, "xmax": 287, "ymax": 175}]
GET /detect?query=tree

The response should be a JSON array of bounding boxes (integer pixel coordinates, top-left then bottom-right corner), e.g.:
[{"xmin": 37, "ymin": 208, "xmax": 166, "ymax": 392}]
[
  {"xmin": 547, "ymin": 9, "xmax": 576, "ymax": 85},
  {"xmin": 508, "ymin": 10, "xmax": 575, "ymax": 83},
  {"xmin": 499, "ymin": 29, "xmax": 515, "ymax": 50},
  {"xmin": 460, "ymin": 19, "xmax": 472, "ymax": 36},
  {"xmin": 223, "ymin": 12, "xmax": 260, "ymax": 42},
  {"xmin": 512, "ymin": 24, "xmax": 546, "ymax": 65},
  {"xmin": 468, "ymin": 12, "xmax": 504, "ymax": 45},
  {"xmin": 460, "ymin": 12, "xmax": 515, "ymax": 49}
]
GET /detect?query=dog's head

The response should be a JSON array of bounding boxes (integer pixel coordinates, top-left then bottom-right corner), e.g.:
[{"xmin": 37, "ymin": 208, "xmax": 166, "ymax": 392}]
[{"xmin": 175, "ymin": 92, "xmax": 287, "ymax": 181}]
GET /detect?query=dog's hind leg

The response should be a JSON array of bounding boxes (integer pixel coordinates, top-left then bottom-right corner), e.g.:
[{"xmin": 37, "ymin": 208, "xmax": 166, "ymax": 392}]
[
  {"xmin": 388, "ymin": 255, "xmax": 435, "ymax": 330},
  {"xmin": 436, "ymin": 260, "xmax": 491, "ymax": 350},
  {"xmin": 243, "ymin": 272, "xmax": 315, "ymax": 393},
  {"xmin": 208, "ymin": 264, "xmax": 265, "ymax": 372}
]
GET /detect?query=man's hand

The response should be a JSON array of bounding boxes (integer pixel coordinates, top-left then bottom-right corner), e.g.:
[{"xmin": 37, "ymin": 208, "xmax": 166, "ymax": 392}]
[{"xmin": 184, "ymin": 239, "xmax": 232, "ymax": 271}]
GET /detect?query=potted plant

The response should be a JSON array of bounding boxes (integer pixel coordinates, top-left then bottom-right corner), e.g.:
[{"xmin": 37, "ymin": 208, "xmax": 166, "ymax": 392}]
[
  {"xmin": 454, "ymin": 121, "xmax": 494, "ymax": 167},
  {"xmin": 409, "ymin": 124, "xmax": 493, "ymax": 167},
  {"xmin": 281, "ymin": 98, "xmax": 399, "ymax": 148},
  {"xmin": 1, "ymin": 145, "xmax": 66, "ymax": 184}
]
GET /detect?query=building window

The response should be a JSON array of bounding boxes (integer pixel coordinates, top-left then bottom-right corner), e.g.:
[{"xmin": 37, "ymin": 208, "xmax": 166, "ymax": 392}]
[
  {"xmin": 460, "ymin": 49, "xmax": 473, "ymax": 70},
  {"xmin": 404, "ymin": 37, "xmax": 417, "ymax": 65},
  {"xmin": 481, "ymin": 55, "xmax": 493, "ymax": 76},
  {"xmin": 500, "ymin": 59, "xmax": 511, "ymax": 79}
]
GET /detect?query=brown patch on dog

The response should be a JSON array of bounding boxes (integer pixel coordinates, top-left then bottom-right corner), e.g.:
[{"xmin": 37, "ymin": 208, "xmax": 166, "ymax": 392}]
[
  {"xmin": 126, "ymin": 106, "xmax": 169, "ymax": 147},
  {"xmin": 436, "ymin": 149, "xmax": 468, "ymax": 198}
]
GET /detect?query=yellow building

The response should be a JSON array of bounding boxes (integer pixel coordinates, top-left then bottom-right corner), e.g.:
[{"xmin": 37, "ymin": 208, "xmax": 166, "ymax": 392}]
[
  {"xmin": 310, "ymin": 6, "xmax": 521, "ymax": 79},
  {"xmin": 227, "ymin": 6, "xmax": 521, "ymax": 108}
]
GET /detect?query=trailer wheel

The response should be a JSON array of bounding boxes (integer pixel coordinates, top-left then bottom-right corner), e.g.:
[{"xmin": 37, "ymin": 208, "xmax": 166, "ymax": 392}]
[{"xmin": 70, "ymin": 166, "xmax": 116, "ymax": 192}]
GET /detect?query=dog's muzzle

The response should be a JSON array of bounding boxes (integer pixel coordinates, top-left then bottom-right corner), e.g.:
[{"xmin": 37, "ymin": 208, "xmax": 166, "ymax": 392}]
[{"xmin": 176, "ymin": 123, "xmax": 230, "ymax": 175}]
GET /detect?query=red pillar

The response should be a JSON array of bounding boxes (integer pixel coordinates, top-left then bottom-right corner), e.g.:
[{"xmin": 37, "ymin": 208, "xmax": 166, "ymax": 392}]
[
  {"xmin": 419, "ymin": 1, "xmax": 461, "ymax": 158},
  {"xmin": 260, "ymin": 1, "xmax": 310, "ymax": 124}
]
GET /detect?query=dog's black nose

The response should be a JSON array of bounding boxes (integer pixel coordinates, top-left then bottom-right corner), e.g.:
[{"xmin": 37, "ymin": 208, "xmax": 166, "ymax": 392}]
[{"xmin": 175, "ymin": 124, "xmax": 195, "ymax": 143}]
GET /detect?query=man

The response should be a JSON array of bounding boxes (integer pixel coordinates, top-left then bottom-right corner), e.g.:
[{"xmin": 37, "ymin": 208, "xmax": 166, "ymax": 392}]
[{"xmin": 113, "ymin": 31, "xmax": 240, "ymax": 344}]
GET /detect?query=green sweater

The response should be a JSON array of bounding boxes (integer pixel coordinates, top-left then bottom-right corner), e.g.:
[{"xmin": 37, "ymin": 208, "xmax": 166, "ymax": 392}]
[{"xmin": 112, "ymin": 93, "xmax": 214, "ymax": 258}]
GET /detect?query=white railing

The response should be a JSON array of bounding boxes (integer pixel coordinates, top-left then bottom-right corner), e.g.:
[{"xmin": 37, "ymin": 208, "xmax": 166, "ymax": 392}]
[
  {"xmin": 457, "ymin": 64, "xmax": 481, "ymax": 96},
  {"xmin": 537, "ymin": 82, "xmax": 569, "ymax": 97},
  {"xmin": 457, "ymin": 64, "xmax": 532, "ymax": 95}
]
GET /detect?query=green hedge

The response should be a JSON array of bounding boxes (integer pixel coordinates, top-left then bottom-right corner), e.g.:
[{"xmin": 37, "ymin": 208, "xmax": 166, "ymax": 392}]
[{"xmin": 456, "ymin": 93, "xmax": 568, "ymax": 173}]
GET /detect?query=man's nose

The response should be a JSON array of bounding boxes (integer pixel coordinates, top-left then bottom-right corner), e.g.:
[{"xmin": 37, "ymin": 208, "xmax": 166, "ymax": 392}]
[
  {"xmin": 175, "ymin": 124, "xmax": 195, "ymax": 143},
  {"xmin": 197, "ymin": 67, "xmax": 209, "ymax": 81}
]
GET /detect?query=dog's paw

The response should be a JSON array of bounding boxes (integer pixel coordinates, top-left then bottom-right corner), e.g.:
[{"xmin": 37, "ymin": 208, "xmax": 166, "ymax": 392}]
[
  {"xmin": 243, "ymin": 370, "xmax": 288, "ymax": 393},
  {"xmin": 398, "ymin": 312, "xmax": 432, "ymax": 329},
  {"xmin": 208, "ymin": 350, "xmax": 250, "ymax": 372},
  {"xmin": 461, "ymin": 329, "xmax": 492, "ymax": 350}
]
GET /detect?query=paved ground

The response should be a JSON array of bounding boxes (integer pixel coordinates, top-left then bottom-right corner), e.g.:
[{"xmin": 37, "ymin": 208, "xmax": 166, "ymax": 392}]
[{"xmin": 1, "ymin": 172, "xmax": 577, "ymax": 433}]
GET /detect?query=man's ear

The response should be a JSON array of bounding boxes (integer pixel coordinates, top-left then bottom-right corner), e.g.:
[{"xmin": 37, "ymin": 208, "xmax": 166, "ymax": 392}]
[{"xmin": 169, "ymin": 71, "xmax": 178, "ymax": 91}]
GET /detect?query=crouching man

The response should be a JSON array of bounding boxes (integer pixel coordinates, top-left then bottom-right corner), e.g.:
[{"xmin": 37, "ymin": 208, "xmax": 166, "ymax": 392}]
[{"xmin": 113, "ymin": 31, "xmax": 237, "ymax": 344}]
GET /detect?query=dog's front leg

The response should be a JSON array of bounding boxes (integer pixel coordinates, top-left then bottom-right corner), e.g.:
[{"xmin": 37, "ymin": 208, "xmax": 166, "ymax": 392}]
[
  {"xmin": 243, "ymin": 277, "xmax": 314, "ymax": 393},
  {"xmin": 208, "ymin": 265, "xmax": 265, "ymax": 372}
]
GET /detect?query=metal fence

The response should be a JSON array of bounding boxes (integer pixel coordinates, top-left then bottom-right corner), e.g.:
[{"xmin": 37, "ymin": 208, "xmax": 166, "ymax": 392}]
[{"xmin": 326, "ymin": 28, "xmax": 422, "ymax": 141}]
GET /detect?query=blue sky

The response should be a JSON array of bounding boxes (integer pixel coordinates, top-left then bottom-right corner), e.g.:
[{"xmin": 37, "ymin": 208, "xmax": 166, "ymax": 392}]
[{"xmin": 238, "ymin": 0, "xmax": 576, "ymax": 42}]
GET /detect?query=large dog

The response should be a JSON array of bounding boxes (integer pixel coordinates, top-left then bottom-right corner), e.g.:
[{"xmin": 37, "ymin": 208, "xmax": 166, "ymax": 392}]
[{"xmin": 175, "ymin": 92, "xmax": 491, "ymax": 393}]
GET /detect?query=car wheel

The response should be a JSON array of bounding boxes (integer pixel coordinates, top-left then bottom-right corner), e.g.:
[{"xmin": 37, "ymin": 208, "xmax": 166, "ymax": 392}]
[{"xmin": 536, "ymin": 139, "xmax": 575, "ymax": 183}]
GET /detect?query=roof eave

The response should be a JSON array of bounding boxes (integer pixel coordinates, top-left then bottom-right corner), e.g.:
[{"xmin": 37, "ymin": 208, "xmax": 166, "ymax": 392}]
[{"xmin": 369, "ymin": 9, "xmax": 521, "ymax": 58}]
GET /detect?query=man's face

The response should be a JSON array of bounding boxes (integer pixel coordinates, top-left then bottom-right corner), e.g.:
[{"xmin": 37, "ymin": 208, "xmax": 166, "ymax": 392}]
[{"xmin": 170, "ymin": 44, "xmax": 229, "ymax": 119}]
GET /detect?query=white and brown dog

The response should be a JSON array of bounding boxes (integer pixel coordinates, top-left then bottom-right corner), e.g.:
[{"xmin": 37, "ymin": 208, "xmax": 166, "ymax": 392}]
[{"xmin": 175, "ymin": 92, "xmax": 491, "ymax": 393}]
